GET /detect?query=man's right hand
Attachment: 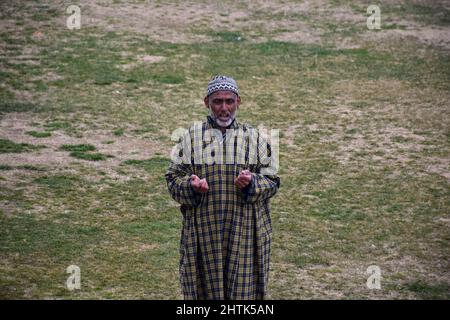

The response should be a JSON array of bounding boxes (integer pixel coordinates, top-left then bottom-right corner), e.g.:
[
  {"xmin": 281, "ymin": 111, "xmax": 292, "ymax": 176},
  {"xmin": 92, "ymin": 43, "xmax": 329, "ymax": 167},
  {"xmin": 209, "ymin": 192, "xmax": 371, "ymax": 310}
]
[{"xmin": 190, "ymin": 174, "xmax": 209, "ymax": 193}]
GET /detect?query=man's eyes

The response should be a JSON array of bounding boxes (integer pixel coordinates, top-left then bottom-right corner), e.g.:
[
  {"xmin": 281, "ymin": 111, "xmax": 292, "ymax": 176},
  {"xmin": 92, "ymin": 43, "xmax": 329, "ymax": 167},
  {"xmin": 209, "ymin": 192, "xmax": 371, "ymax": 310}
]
[{"xmin": 213, "ymin": 99, "xmax": 235, "ymax": 105}]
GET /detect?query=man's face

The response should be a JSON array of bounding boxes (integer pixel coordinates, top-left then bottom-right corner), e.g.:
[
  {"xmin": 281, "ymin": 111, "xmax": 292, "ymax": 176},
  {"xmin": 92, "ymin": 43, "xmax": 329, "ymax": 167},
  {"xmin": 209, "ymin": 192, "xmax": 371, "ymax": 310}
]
[{"xmin": 204, "ymin": 91, "xmax": 241, "ymax": 128}]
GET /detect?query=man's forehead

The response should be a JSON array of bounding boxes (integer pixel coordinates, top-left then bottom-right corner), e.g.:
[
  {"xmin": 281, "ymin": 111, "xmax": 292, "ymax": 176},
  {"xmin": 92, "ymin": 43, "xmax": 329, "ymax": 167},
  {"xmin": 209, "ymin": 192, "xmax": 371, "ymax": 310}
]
[{"xmin": 209, "ymin": 91, "xmax": 237, "ymax": 99}]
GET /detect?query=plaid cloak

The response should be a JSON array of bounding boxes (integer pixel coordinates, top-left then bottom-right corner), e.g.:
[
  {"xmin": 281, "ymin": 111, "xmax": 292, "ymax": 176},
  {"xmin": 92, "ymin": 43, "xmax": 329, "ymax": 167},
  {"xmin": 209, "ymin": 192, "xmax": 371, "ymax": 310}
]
[{"xmin": 166, "ymin": 116, "xmax": 280, "ymax": 300}]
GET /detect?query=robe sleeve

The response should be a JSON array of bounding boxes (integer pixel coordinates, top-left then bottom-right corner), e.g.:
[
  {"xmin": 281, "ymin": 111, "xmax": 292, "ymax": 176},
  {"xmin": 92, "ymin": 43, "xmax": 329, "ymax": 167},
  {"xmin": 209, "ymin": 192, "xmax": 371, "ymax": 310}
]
[
  {"xmin": 242, "ymin": 171, "xmax": 280, "ymax": 204},
  {"xmin": 242, "ymin": 135, "xmax": 280, "ymax": 204},
  {"xmin": 165, "ymin": 161, "xmax": 200, "ymax": 207}
]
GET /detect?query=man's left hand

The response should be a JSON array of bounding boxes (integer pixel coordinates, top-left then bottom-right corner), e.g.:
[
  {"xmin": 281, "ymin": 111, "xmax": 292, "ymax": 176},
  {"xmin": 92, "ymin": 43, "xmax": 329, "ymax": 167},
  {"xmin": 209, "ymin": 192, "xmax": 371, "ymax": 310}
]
[{"xmin": 234, "ymin": 170, "xmax": 252, "ymax": 189}]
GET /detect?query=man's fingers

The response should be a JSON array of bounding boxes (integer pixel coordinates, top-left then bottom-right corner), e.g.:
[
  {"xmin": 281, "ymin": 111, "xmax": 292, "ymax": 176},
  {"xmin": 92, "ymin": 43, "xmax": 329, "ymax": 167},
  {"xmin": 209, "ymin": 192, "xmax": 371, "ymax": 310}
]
[
  {"xmin": 236, "ymin": 174, "xmax": 251, "ymax": 183},
  {"xmin": 235, "ymin": 171, "xmax": 252, "ymax": 189},
  {"xmin": 192, "ymin": 175, "xmax": 209, "ymax": 193},
  {"xmin": 191, "ymin": 179, "xmax": 198, "ymax": 188},
  {"xmin": 198, "ymin": 178, "xmax": 209, "ymax": 193},
  {"xmin": 238, "ymin": 170, "xmax": 251, "ymax": 179},
  {"xmin": 191, "ymin": 175, "xmax": 199, "ymax": 185},
  {"xmin": 235, "ymin": 178, "xmax": 245, "ymax": 188}
]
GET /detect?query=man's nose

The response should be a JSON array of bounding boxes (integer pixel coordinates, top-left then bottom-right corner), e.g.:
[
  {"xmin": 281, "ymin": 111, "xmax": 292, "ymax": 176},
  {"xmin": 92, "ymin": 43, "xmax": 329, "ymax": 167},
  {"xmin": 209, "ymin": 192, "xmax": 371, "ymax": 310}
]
[{"xmin": 218, "ymin": 102, "xmax": 228, "ymax": 111}]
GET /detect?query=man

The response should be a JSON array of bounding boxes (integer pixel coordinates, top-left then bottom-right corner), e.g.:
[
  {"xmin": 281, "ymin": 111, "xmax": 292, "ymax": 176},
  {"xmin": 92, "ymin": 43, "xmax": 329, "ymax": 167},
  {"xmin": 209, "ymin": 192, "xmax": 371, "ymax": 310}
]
[{"xmin": 166, "ymin": 75, "xmax": 280, "ymax": 300}]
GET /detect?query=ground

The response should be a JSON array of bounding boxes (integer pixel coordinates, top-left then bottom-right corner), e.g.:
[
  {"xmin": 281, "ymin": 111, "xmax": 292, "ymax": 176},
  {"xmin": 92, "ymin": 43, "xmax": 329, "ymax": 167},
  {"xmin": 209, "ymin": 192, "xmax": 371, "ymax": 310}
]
[{"xmin": 0, "ymin": 0, "xmax": 449, "ymax": 299}]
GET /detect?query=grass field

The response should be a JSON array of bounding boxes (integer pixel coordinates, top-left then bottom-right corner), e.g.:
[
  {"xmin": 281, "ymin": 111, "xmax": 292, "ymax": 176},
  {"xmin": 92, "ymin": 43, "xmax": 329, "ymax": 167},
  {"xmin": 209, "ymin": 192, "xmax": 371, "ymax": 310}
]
[{"xmin": 0, "ymin": 0, "xmax": 449, "ymax": 299}]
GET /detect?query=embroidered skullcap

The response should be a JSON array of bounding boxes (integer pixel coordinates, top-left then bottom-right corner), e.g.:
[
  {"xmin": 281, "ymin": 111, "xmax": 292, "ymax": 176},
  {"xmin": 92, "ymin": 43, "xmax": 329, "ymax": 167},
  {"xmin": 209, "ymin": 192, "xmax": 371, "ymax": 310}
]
[{"xmin": 206, "ymin": 75, "xmax": 239, "ymax": 97}]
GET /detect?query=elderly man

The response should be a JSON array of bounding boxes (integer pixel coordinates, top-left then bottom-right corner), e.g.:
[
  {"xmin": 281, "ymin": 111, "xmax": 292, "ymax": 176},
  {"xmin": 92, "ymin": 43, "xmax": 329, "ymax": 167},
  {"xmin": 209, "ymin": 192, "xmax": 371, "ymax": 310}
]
[{"xmin": 166, "ymin": 75, "xmax": 280, "ymax": 300}]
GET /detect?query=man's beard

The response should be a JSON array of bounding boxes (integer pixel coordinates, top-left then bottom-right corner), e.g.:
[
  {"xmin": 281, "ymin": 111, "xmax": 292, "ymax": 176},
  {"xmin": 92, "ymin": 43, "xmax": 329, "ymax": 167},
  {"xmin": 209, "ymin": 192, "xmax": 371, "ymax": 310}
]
[{"xmin": 209, "ymin": 107, "xmax": 237, "ymax": 128}]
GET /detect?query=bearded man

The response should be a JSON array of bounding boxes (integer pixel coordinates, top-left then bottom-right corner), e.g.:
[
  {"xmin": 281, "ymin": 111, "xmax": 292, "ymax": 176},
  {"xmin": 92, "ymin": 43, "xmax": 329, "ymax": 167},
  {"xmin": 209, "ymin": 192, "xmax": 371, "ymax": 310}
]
[{"xmin": 166, "ymin": 75, "xmax": 280, "ymax": 300}]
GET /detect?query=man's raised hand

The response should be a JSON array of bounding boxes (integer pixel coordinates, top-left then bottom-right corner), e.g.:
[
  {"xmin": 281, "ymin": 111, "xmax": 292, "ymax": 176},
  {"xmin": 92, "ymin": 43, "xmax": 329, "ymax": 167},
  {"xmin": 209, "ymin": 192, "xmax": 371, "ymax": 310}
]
[
  {"xmin": 234, "ymin": 169, "xmax": 252, "ymax": 189},
  {"xmin": 190, "ymin": 174, "xmax": 209, "ymax": 193}
]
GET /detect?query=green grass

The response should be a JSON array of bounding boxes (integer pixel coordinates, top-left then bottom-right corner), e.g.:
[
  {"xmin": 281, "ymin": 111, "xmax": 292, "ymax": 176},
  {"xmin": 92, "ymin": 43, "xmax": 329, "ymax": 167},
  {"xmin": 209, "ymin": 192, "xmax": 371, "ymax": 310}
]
[
  {"xmin": 58, "ymin": 145, "xmax": 110, "ymax": 161},
  {"xmin": 384, "ymin": 3, "xmax": 450, "ymax": 26},
  {"xmin": 0, "ymin": 164, "xmax": 46, "ymax": 171},
  {"xmin": 34, "ymin": 175, "xmax": 79, "ymax": 191},
  {"xmin": 0, "ymin": 139, "xmax": 44, "ymax": 153},
  {"xmin": 209, "ymin": 31, "xmax": 245, "ymax": 42},
  {"xmin": 59, "ymin": 144, "xmax": 97, "ymax": 152},
  {"xmin": 26, "ymin": 131, "xmax": 52, "ymax": 138},
  {"xmin": 123, "ymin": 157, "xmax": 170, "ymax": 173},
  {"xmin": 113, "ymin": 128, "xmax": 124, "ymax": 136},
  {"xmin": 69, "ymin": 151, "xmax": 109, "ymax": 161},
  {"xmin": 44, "ymin": 121, "xmax": 71, "ymax": 131},
  {"xmin": 0, "ymin": 102, "xmax": 37, "ymax": 113},
  {"xmin": 17, "ymin": 165, "xmax": 46, "ymax": 171},
  {"xmin": 404, "ymin": 281, "xmax": 450, "ymax": 300}
]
